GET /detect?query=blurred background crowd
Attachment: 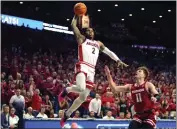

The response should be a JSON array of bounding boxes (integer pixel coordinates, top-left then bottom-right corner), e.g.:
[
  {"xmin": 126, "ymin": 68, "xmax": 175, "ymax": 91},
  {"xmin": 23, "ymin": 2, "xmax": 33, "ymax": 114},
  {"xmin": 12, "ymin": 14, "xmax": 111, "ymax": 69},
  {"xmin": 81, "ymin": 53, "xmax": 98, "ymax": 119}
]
[
  {"xmin": 1, "ymin": 1, "xmax": 176, "ymax": 129},
  {"xmin": 1, "ymin": 24, "xmax": 176, "ymax": 129}
]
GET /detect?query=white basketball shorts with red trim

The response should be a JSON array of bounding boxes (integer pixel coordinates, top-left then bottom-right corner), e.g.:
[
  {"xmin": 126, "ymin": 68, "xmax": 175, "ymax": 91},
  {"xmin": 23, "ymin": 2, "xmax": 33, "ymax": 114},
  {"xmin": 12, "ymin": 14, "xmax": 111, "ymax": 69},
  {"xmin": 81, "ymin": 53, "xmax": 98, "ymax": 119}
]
[{"xmin": 72, "ymin": 62, "xmax": 95, "ymax": 90}]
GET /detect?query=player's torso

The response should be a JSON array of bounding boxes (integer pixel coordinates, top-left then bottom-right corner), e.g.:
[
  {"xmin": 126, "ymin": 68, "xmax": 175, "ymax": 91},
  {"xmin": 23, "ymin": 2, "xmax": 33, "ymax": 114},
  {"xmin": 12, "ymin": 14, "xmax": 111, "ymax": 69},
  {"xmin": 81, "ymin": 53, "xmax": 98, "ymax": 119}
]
[
  {"xmin": 78, "ymin": 39, "xmax": 100, "ymax": 66},
  {"xmin": 131, "ymin": 82, "xmax": 154, "ymax": 112}
]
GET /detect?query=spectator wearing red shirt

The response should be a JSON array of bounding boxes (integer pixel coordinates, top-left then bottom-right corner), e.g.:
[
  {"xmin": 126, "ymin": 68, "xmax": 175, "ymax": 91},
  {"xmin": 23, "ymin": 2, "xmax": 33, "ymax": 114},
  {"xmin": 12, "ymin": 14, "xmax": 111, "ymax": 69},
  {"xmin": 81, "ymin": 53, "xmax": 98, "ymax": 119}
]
[
  {"xmin": 7, "ymin": 75, "xmax": 14, "ymax": 85},
  {"xmin": 96, "ymin": 85, "xmax": 104, "ymax": 95},
  {"xmin": 160, "ymin": 99, "xmax": 169, "ymax": 116},
  {"xmin": 111, "ymin": 97, "xmax": 120, "ymax": 117},
  {"xmin": 101, "ymin": 92, "xmax": 115, "ymax": 105},
  {"xmin": 42, "ymin": 95, "xmax": 53, "ymax": 117},
  {"xmin": 24, "ymin": 91, "xmax": 32, "ymax": 108},
  {"xmin": 102, "ymin": 87, "xmax": 112, "ymax": 97},
  {"xmin": 29, "ymin": 84, "xmax": 42, "ymax": 115},
  {"xmin": 6, "ymin": 82, "xmax": 16, "ymax": 104},
  {"xmin": 43, "ymin": 67, "xmax": 51, "ymax": 79},
  {"xmin": 42, "ymin": 77, "xmax": 54, "ymax": 94},
  {"xmin": 25, "ymin": 77, "xmax": 34, "ymax": 90},
  {"xmin": 32, "ymin": 70, "xmax": 43, "ymax": 89}
]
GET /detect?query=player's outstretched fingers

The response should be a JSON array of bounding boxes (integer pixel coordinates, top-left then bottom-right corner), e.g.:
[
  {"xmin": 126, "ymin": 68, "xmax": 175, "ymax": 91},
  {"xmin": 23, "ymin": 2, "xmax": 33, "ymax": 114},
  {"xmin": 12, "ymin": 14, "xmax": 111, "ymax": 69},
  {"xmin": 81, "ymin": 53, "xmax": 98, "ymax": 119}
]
[{"xmin": 104, "ymin": 65, "xmax": 110, "ymax": 75}]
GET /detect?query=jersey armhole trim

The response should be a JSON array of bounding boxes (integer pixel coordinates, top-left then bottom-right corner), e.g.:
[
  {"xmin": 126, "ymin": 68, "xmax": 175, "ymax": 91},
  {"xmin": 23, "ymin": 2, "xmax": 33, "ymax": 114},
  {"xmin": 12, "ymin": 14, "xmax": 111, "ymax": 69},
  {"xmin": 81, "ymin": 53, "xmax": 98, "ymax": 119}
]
[
  {"xmin": 145, "ymin": 81, "xmax": 151, "ymax": 94},
  {"xmin": 129, "ymin": 84, "xmax": 133, "ymax": 92},
  {"xmin": 78, "ymin": 37, "xmax": 87, "ymax": 45}
]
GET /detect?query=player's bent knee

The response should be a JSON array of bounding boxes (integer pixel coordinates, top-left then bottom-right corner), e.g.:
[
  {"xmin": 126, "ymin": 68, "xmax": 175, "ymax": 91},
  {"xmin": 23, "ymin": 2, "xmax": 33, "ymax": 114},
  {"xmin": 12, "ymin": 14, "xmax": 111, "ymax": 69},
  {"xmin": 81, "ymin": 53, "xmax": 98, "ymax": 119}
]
[
  {"xmin": 79, "ymin": 93, "xmax": 88, "ymax": 102},
  {"xmin": 128, "ymin": 120, "xmax": 141, "ymax": 129},
  {"xmin": 79, "ymin": 96, "xmax": 87, "ymax": 102}
]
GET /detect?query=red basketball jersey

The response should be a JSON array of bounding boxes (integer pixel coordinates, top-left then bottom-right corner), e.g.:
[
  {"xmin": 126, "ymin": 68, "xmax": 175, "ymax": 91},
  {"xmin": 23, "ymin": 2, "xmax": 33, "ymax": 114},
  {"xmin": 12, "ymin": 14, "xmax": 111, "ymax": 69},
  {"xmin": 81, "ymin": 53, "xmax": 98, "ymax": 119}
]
[{"xmin": 131, "ymin": 82, "xmax": 154, "ymax": 113}]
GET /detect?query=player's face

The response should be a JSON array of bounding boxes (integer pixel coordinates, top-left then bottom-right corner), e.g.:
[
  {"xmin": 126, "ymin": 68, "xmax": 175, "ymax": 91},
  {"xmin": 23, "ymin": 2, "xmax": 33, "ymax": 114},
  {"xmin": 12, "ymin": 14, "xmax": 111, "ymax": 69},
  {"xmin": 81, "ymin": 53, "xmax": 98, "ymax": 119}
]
[
  {"xmin": 85, "ymin": 28, "xmax": 94, "ymax": 39},
  {"xmin": 135, "ymin": 69, "xmax": 145, "ymax": 79}
]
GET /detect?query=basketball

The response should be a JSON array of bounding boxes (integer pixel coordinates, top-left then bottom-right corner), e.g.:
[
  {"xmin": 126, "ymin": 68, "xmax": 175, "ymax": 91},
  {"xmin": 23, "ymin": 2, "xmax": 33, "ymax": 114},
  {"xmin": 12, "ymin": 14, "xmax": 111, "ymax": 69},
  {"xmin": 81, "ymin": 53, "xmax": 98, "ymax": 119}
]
[{"xmin": 74, "ymin": 3, "xmax": 87, "ymax": 16}]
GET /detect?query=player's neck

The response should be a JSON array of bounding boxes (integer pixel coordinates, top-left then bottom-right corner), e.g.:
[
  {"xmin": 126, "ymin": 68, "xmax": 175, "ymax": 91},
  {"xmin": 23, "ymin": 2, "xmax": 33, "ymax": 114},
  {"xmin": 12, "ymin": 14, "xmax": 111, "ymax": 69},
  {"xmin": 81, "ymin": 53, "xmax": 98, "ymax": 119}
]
[{"xmin": 136, "ymin": 78, "xmax": 145, "ymax": 85}]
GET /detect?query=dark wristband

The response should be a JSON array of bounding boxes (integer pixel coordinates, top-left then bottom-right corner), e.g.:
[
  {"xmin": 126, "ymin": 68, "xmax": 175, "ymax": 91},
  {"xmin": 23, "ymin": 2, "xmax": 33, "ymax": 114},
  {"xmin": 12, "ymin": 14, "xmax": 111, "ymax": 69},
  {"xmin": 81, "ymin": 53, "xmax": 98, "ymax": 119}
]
[{"xmin": 154, "ymin": 94, "xmax": 160, "ymax": 101}]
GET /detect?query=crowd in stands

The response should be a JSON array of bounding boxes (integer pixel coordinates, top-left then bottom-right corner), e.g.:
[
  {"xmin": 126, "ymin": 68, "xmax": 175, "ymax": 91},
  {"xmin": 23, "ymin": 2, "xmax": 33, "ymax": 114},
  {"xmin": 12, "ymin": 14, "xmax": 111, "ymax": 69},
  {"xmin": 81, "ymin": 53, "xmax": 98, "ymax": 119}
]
[{"xmin": 1, "ymin": 24, "xmax": 176, "ymax": 129}]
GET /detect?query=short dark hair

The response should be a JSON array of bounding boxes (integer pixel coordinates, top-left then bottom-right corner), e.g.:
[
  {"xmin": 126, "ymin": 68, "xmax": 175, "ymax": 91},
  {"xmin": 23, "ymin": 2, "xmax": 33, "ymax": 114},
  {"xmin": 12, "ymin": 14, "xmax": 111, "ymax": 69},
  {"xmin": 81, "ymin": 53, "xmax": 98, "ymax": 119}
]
[
  {"xmin": 137, "ymin": 66, "xmax": 150, "ymax": 80},
  {"xmin": 81, "ymin": 28, "xmax": 95, "ymax": 35}
]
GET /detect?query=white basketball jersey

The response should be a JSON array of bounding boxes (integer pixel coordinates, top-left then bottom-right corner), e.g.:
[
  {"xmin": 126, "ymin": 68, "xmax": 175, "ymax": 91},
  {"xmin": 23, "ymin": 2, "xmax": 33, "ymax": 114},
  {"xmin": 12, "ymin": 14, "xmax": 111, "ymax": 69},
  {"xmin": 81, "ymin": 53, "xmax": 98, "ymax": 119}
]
[{"xmin": 78, "ymin": 39, "xmax": 100, "ymax": 67}]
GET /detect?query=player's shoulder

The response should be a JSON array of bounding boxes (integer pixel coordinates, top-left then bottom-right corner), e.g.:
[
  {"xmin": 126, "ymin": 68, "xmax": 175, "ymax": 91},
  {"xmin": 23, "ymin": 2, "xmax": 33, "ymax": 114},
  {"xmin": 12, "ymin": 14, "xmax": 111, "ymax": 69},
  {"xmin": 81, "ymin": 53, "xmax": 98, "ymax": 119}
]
[
  {"xmin": 96, "ymin": 40, "xmax": 105, "ymax": 50},
  {"xmin": 145, "ymin": 81, "xmax": 155, "ymax": 88},
  {"xmin": 145, "ymin": 81, "xmax": 154, "ymax": 86},
  {"xmin": 96, "ymin": 40, "xmax": 103, "ymax": 44}
]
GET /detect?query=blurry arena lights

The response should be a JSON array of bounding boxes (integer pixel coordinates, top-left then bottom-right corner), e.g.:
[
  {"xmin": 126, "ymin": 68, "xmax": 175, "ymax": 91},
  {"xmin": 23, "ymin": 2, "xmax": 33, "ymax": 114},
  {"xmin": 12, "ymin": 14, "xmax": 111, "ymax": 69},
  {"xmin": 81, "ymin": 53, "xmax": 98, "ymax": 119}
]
[
  {"xmin": 159, "ymin": 15, "xmax": 162, "ymax": 18},
  {"xmin": 98, "ymin": 9, "xmax": 101, "ymax": 12},
  {"xmin": 172, "ymin": 51, "xmax": 175, "ymax": 54},
  {"xmin": 168, "ymin": 9, "xmax": 171, "ymax": 12},
  {"xmin": 20, "ymin": 2, "xmax": 23, "ymax": 4},
  {"xmin": 115, "ymin": 4, "xmax": 118, "ymax": 7},
  {"xmin": 121, "ymin": 18, "xmax": 125, "ymax": 21},
  {"xmin": 141, "ymin": 8, "xmax": 145, "ymax": 11},
  {"xmin": 129, "ymin": 14, "xmax": 132, "ymax": 16},
  {"xmin": 66, "ymin": 19, "xmax": 70, "ymax": 21},
  {"xmin": 153, "ymin": 21, "xmax": 156, "ymax": 23}
]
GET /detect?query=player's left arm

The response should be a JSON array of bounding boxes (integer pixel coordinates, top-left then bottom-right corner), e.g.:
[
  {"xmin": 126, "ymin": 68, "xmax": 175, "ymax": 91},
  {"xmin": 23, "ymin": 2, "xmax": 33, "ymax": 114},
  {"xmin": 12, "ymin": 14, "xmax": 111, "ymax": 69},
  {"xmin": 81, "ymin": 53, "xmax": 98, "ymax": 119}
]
[
  {"xmin": 98, "ymin": 41, "xmax": 128, "ymax": 68},
  {"xmin": 147, "ymin": 82, "xmax": 160, "ymax": 102}
]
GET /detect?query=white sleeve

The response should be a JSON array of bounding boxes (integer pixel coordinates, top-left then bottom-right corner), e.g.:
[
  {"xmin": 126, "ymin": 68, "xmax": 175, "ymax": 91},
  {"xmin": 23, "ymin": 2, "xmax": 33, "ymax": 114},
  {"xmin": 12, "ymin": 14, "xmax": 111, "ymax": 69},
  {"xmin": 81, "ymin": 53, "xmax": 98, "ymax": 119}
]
[
  {"xmin": 45, "ymin": 114, "xmax": 48, "ymax": 118},
  {"xmin": 89, "ymin": 99, "xmax": 94, "ymax": 112},
  {"xmin": 22, "ymin": 96, "xmax": 25, "ymax": 109},
  {"xmin": 102, "ymin": 47, "xmax": 120, "ymax": 62},
  {"xmin": 36, "ymin": 113, "xmax": 40, "ymax": 118},
  {"xmin": 16, "ymin": 116, "xmax": 19, "ymax": 123},
  {"xmin": 98, "ymin": 100, "xmax": 101, "ymax": 115},
  {"xmin": 103, "ymin": 116, "xmax": 107, "ymax": 119},
  {"xmin": 9, "ymin": 96, "xmax": 15, "ymax": 104}
]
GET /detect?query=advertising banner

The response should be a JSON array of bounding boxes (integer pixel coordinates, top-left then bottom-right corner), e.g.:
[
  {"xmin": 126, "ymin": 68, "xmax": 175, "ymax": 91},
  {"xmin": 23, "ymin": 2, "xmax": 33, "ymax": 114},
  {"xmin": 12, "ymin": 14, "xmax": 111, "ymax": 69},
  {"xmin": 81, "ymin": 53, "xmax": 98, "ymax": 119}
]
[
  {"xmin": 24, "ymin": 119, "xmax": 176, "ymax": 129},
  {"xmin": 1, "ymin": 14, "xmax": 43, "ymax": 30}
]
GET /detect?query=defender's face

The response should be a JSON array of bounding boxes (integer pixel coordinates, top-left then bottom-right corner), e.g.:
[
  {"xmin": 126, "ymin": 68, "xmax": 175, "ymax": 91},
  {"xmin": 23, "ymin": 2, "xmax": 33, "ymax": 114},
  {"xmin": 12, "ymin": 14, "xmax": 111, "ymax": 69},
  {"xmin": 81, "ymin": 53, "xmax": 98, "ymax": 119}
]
[
  {"xmin": 135, "ymin": 69, "xmax": 145, "ymax": 79},
  {"xmin": 85, "ymin": 28, "xmax": 94, "ymax": 39}
]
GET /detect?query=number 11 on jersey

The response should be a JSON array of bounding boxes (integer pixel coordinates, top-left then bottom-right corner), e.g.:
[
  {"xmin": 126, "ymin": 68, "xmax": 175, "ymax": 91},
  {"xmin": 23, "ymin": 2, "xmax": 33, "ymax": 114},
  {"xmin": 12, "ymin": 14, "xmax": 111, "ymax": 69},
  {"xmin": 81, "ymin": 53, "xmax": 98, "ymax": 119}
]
[{"xmin": 136, "ymin": 93, "xmax": 142, "ymax": 102}]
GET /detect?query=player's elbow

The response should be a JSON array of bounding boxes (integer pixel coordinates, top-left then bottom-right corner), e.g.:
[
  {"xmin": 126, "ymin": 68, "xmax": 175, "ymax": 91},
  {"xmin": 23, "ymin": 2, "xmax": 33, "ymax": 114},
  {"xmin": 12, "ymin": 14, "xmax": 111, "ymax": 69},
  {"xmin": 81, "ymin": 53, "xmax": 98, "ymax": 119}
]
[
  {"xmin": 109, "ymin": 84, "xmax": 117, "ymax": 92},
  {"xmin": 71, "ymin": 22, "xmax": 76, "ymax": 28}
]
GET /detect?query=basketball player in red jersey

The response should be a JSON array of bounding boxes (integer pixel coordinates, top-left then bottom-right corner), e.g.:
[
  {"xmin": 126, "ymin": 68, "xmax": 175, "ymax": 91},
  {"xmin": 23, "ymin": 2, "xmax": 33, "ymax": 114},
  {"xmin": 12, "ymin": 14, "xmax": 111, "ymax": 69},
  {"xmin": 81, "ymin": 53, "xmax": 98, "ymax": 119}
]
[
  {"xmin": 59, "ymin": 15, "xmax": 128, "ymax": 127},
  {"xmin": 104, "ymin": 65, "xmax": 159, "ymax": 129}
]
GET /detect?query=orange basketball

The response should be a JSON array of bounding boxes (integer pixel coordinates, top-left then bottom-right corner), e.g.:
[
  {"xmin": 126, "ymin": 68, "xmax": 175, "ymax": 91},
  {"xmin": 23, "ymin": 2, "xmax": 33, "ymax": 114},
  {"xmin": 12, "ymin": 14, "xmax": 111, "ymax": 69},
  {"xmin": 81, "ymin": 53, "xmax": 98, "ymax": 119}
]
[{"xmin": 74, "ymin": 3, "xmax": 87, "ymax": 16}]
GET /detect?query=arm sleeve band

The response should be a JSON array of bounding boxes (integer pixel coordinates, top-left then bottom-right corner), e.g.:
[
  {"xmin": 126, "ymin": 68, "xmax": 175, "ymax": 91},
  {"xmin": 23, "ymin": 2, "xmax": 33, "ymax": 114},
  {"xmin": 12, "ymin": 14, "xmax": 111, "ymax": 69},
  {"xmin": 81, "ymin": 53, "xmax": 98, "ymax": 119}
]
[
  {"xmin": 154, "ymin": 94, "xmax": 160, "ymax": 101},
  {"xmin": 102, "ymin": 47, "xmax": 120, "ymax": 62}
]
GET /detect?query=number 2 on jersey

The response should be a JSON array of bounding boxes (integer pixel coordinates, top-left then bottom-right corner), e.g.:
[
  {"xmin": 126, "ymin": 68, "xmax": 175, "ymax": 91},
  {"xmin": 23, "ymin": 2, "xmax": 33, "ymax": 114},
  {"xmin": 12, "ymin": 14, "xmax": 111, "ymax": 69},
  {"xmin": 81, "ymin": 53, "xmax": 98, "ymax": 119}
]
[
  {"xmin": 92, "ymin": 47, "xmax": 95, "ymax": 54},
  {"xmin": 136, "ymin": 93, "xmax": 142, "ymax": 102}
]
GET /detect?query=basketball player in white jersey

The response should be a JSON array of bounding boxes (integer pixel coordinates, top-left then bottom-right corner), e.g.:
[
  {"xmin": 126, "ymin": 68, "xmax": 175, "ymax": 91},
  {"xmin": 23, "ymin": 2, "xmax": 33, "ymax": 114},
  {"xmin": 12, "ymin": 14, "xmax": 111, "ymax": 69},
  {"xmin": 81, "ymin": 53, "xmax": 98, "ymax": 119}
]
[{"xmin": 59, "ymin": 15, "xmax": 128, "ymax": 127}]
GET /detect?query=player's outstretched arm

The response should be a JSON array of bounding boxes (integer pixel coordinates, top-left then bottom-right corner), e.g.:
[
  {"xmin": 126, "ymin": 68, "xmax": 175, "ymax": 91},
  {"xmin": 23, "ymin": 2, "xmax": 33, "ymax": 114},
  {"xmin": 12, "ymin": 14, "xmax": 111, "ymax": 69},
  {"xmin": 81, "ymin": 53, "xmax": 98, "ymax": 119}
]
[
  {"xmin": 147, "ymin": 82, "xmax": 160, "ymax": 102},
  {"xmin": 71, "ymin": 15, "xmax": 86, "ymax": 44},
  {"xmin": 98, "ymin": 41, "xmax": 128, "ymax": 68},
  {"xmin": 104, "ymin": 65, "xmax": 131, "ymax": 93}
]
